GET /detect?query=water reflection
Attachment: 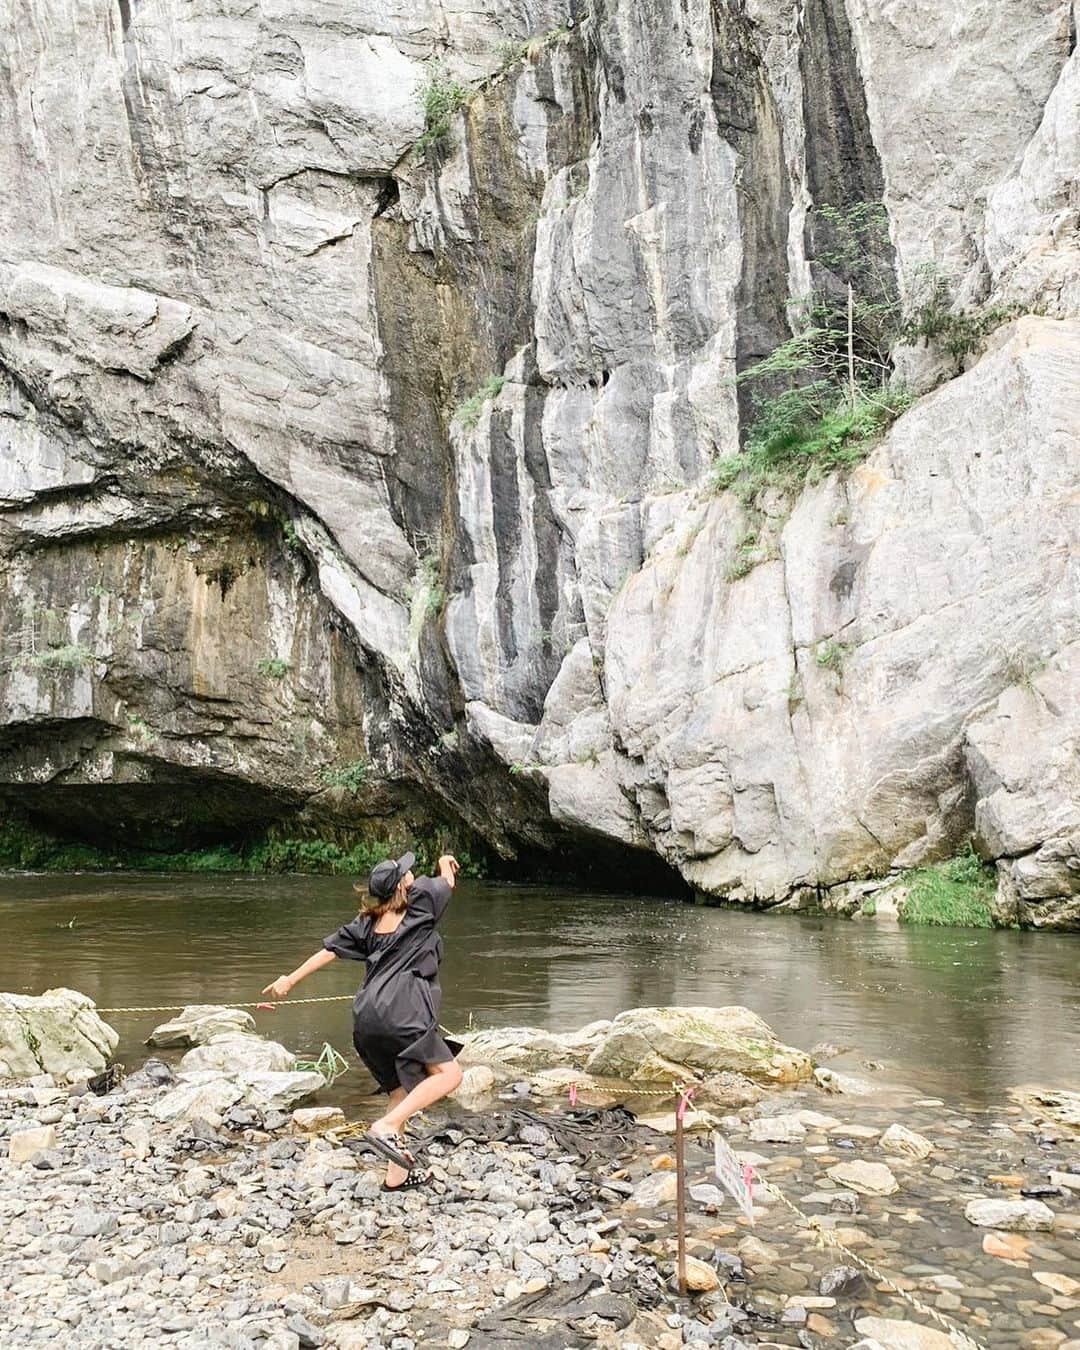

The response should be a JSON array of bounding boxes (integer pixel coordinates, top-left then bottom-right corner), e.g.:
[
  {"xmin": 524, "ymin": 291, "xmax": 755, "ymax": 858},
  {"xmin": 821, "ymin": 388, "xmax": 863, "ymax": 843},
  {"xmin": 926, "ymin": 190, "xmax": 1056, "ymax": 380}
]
[{"xmin": 2, "ymin": 872, "xmax": 1078, "ymax": 1112}]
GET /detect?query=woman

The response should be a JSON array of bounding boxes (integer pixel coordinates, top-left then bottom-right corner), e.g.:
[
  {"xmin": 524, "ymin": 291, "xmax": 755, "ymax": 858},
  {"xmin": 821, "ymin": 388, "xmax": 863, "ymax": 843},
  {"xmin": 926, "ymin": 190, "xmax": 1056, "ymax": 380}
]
[{"xmin": 261, "ymin": 850, "xmax": 463, "ymax": 1191}]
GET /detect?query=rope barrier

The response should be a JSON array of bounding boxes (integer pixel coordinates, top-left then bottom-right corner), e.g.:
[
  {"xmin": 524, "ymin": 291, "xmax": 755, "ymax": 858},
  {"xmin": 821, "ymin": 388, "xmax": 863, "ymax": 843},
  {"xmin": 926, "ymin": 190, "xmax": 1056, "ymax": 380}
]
[{"xmin": 94, "ymin": 996, "xmax": 356, "ymax": 1013}]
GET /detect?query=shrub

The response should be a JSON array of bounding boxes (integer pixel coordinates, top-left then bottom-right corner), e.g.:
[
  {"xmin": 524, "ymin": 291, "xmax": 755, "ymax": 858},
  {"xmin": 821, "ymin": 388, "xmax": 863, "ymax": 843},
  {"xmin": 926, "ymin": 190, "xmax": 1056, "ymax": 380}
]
[
  {"xmin": 321, "ymin": 760, "xmax": 369, "ymax": 795},
  {"xmin": 900, "ymin": 846, "xmax": 996, "ymax": 928},
  {"xmin": 27, "ymin": 643, "xmax": 94, "ymax": 672},
  {"xmin": 256, "ymin": 658, "xmax": 290, "ymax": 679},
  {"xmin": 416, "ymin": 63, "xmax": 470, "ymax": 153},
  {"xmin": 712, "ymin": 200, "xmax": 1017, "ymax": 508},
  {"xmin": 453, "ymin": 375, "xmax": 506, "ymax": 430},
  {"xmin": 815, "ymin": 639, "xmax": 854, "ymax": 672}
]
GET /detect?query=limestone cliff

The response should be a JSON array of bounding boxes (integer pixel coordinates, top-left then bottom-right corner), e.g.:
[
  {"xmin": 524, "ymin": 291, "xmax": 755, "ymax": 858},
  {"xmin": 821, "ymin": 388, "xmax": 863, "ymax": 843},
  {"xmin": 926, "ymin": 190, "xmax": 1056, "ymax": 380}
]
[{"xmin": 0, "ymin": 0, "xmax": 1077, "ymax": 921}]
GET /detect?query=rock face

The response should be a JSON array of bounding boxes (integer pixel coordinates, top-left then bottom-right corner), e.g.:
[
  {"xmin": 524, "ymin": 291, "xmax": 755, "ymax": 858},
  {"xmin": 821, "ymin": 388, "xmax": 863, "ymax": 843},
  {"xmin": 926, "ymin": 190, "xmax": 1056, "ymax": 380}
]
[
  {"xmin": 1, "ymin": 0, "xmax": 1077, "ymax": 921},
  {"xmin": 0, "ymin": 989, "xmax": 118, "ymax": 1083}
]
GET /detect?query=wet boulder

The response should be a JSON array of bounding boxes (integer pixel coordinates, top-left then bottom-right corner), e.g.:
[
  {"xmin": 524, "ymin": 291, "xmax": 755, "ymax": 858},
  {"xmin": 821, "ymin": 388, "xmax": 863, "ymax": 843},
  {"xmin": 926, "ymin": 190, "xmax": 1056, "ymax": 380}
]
[
  {"xmin": 584, "ymin": 1007, "xmax": 812, "ymax": 1084},
  {"xmin": 147, "ymin": 1006, "xmax": 256, "ymax": 1048},
  {"xmin": 0, "ymin": 988, "xmax": 118, "ymax": 1084},
  {"xmin": 457, "ymin": 1022, "xmax": 611, "ymax": 1075}
]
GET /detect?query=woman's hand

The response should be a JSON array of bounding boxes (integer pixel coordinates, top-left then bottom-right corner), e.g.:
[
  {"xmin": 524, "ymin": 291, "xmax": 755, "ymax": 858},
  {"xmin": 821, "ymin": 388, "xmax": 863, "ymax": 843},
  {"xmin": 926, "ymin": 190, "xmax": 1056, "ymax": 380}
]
[
  {"xmin": 437, "ymin": 854, "xmax": 460, "ymax": 876},
  {"xmin": 261, "ymin": 975, "xmax": 293, "ymax": 1000}
]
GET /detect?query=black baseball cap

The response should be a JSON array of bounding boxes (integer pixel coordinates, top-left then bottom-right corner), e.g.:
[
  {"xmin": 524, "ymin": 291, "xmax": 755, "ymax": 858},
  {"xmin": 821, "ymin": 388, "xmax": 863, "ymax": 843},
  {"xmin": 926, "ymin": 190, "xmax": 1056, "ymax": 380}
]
[{"xmin": 362, "ymin": 851, "xmax": 416, "ymax": 900}]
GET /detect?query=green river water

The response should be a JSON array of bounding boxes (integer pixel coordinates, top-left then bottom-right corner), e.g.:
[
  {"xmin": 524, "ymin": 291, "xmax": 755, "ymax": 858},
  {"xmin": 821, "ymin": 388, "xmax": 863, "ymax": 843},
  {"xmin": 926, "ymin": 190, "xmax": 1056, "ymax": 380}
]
[{"xmin": 2, "ymin": 872, "xmax": 1077, "ymax": 1113}]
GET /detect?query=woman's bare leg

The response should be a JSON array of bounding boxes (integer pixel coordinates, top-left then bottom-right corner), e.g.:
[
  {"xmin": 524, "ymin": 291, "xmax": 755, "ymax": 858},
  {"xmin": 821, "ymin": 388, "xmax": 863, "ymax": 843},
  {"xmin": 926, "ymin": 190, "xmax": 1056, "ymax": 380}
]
[
  {"xmin": 382, "ymin": 1087, "xmax": 408, "ymax": 1188},
  {"xmin": 376, "ymin": 1060, "xmax": 463, "ymax": 1137}
]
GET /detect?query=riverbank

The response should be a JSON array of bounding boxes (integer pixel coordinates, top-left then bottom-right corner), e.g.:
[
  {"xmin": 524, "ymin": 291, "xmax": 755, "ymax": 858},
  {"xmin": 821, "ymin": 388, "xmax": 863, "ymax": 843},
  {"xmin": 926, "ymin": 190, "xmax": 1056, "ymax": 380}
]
[
  {"xmin": 3, "ymin": 1046, "xmax": 1080, "ymax": 1349},
  {"xmin": 0, "ymin": 818, "xmax": 1021, "ymax": 929}
]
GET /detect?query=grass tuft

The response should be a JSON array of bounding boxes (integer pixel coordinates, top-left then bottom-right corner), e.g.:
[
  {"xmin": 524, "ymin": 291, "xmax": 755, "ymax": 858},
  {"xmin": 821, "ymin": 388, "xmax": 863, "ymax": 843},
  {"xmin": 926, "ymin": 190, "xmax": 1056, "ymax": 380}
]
[
  {"xmin": 453, "ymin": 375, "xmax": 506, "ymax": 430},
  {"xmin": 900, "ymin": 846, "xmax": 996, "ymax": 928}
]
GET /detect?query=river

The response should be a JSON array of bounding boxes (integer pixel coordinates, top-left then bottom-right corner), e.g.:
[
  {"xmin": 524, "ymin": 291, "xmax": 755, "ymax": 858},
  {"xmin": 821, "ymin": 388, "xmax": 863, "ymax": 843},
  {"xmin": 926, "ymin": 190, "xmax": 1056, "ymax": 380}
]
[{"xmin": 3, "ymin": 871, "xmax": 1078, "ymax": 1114}]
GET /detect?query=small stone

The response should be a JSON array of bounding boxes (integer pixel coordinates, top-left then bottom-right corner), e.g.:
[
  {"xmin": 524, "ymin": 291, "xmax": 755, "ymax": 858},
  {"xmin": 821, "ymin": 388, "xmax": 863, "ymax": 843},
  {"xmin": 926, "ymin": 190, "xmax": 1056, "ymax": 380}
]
[
  {"xmin": 880, "ymin": 1123, "xmax": 933, "ymax": 1160},
  {"xmin": 819, "ymin": 1265, "xmax": 862, "ymax": 1296},
  {"xmin": 448, "ymin": 1334, "xmax": 470, "ymax": 1350},
  {"xmin": 291, "ymin": 1107, "xmax": 346, "ymax": 1133},
  {"xmin": 629, "ymin": 1172, "xmax": 678, "ymax": 1208},
  {"xmin": 8, "ymin": 1125, "xmax": 57, "ymax": 1164},
  {"xmin": 964, "ymin": 1199, "xmax": 1055, "ymax": 1231},
  {"xmin": 682, "ymin": 1256, "xmax": 718, "ymax": 1292},
  {"xmin": 854, "ymin": 1315, "xmax": 955, "ymax": 1348},
  {"xmin": 748, "ymin": 1114, "xmax": 805, "ymax": 1143},
  {"xmin": 1035, "ymin": 1272, "xmax": 1080, "ymax": 1297},
  {"xmin": 285, "ymin": 1314, "xmax": 324, "ymax": 1347}
]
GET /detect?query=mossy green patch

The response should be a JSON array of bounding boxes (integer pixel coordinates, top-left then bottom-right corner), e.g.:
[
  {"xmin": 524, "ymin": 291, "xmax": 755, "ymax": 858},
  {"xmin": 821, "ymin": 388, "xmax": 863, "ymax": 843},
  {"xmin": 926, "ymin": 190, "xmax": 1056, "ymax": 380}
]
[{"xmin": 899, "ymin": 847, "xmax": 996, "ymax": 928}]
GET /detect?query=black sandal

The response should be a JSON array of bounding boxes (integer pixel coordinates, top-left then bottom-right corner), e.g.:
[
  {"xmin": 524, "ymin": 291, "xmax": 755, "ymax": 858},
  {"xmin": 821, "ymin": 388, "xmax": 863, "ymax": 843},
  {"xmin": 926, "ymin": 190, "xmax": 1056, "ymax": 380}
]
[
  {"xmin": 381, "ymin": 1169, "xmax": 432, "ymax": 1193},
  {"xmin": 363, "ymin": 1127, "xmax": 417, "ymax": 1171}
]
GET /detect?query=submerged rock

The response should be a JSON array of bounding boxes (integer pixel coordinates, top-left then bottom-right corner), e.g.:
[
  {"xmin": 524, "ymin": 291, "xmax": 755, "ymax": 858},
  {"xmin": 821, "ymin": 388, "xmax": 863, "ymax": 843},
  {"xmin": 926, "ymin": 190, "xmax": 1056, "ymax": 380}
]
[
  {"xmin": 964, "ymin": 1197, "xmax": 1056, "ymax": 1230},
  {"xmin": 853, "ymin": 1317, "xmax": 955, "ymax": 1349},
  {"xmin": 0, "ymin": 989, "xmax": 117, "ymax": 1083},
  {"xmin": 825, "ymin": 1161, "xmax": 900, "ymax": 1197},
  {"xmin": 880, "ymin": 1123, "xmax": 933, "ymax": 1160}
]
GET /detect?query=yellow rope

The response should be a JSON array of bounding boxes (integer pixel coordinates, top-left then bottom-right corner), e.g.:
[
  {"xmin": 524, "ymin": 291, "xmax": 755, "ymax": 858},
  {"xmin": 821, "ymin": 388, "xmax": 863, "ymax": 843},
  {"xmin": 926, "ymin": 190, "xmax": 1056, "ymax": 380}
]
[{"xmin": 94, "ymin": 996, "xmax": 356, "ymax": 1013}]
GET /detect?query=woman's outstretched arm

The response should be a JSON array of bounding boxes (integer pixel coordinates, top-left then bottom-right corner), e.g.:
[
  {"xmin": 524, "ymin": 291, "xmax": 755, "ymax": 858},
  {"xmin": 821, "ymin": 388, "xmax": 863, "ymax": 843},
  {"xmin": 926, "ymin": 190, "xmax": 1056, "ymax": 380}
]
[{"xmin": 262, "ymin": 947, "xmax": 337, "ymax": 1000}]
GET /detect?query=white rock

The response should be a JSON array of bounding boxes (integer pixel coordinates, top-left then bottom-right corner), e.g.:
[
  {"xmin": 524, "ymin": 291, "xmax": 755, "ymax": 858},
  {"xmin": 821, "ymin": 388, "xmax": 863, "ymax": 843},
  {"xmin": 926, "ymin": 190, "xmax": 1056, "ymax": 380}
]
[
  {"xmin": 0, "ymin": 989, "xmax": 118, "ymax": 1084},
  {"xmin": 814, "ymin": 1068, "xmax": 876, "ymax": 1096},
  {"xmin": 455, "ymin": 1065, "xmax": 497, "ymax": 1105},
  {"xmin": 748, "ymin": 1114, "xmax": 806, "ymax": 1144},
  {"xmin": 628, "ymin": 1171, "xmax": 679, "ymax": 1209},
  {"xmin": 292, "ymin": 1107, "xmax": 347, "ymax": 1133},
  {"xmin": 237, "ymin": 1070, "xmax": 325, "ymax": 1110},
  {"xmin": 180, "ymin": 1035, "xmax": 295, "ymax": 1075},
  {"xmin": 853, "ymin": 1317, "xmax": 954, "ymax": 1350},
  {"xmin": 8, "ymin": 1124, "xmax": 57, "ymax": 1164},
  {"xmin": 826, "ymin": 1161, "xmax": 900, "ymax": 1197},
  {"xmin": 963, "ymin": 1198, "xmax": 1055, "ymax": 1231},
  {"xmin": 147, "ymin": 1007, "xmax": 256, "ymax": 1049},
  {"xmin": 149, "ymin": 1074, "xmax": 244, "ymax": 1127},
  {"xmin": 880, "ymin": 1123, "xmax": 934, "ymax": 1160}
]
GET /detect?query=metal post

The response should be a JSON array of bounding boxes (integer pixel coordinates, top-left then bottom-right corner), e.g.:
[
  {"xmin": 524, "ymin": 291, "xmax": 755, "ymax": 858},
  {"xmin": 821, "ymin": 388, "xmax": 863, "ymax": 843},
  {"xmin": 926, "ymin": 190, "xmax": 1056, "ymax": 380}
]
[{"xmin": 675, "ymin": 1091, "xmax": 687, "ymax": 1296}]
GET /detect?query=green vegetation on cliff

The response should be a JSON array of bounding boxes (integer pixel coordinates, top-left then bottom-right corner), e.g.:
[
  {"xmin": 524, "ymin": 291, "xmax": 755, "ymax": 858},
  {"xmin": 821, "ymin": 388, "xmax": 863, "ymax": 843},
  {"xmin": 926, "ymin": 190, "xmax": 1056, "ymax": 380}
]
[
  {"xmin": 899, "ymin": 848, "xmax": 996, "ymax": 928},
  {"xmin": 0, "ymin": 819, "xmax": 484, "ymax": 878}
]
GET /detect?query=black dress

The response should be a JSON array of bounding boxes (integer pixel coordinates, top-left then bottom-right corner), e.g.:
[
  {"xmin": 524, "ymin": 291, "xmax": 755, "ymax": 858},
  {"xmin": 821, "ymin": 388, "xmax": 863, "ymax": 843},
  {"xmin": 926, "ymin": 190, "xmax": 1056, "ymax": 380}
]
[{"xmin": 322, "ymin": 875, "xmax": 460, "ymax": 1094}]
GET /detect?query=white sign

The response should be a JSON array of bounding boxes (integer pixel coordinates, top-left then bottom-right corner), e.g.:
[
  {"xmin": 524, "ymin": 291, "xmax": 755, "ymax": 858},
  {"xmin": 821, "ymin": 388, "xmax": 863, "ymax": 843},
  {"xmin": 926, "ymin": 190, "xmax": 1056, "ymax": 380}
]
[{"xmin": 713, "ymin": 1132, "xmax": 756, "ymax": 1225}]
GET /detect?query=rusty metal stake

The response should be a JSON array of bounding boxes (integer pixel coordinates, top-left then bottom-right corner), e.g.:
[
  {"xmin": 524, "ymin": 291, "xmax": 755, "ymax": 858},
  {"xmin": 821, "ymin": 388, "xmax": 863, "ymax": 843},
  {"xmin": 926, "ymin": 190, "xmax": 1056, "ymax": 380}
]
[{"xmin": 675, "ymin": 1093, "xmax": 687, "ymax": 1296}]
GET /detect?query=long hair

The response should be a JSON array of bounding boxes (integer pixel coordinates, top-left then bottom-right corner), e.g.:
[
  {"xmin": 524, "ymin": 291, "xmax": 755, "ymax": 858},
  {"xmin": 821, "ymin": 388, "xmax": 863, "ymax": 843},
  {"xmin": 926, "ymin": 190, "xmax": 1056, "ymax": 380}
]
[{"xmin": 354, "ymin": 880, "xmax": 408, "ymax": 920}]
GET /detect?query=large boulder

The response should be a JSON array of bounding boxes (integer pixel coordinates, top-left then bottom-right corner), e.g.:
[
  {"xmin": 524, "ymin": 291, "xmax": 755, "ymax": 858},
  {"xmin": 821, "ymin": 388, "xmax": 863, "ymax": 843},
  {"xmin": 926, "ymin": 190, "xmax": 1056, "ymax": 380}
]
[
  {"xmin": 0, "ymin": 989, "xmax": 118, "ymax": 1084},
  {"xmin": 584, "ymin": 1007, "xmax": 812, "ymax": 1084},
  {"xmin": 457, "ymin": 1022, "xmax": 612, "ymax": 1075},
  {"xmin": 149, "ymin": 1068, "xmax": 324, "ymax": 1125},
  {"xmin": 147, "ymin": 1006, "xmax": 257, "ymax": 1048},
  {"xmin": 180, "ymin": 1035, "xmax": 295, "ymax": 1075}
]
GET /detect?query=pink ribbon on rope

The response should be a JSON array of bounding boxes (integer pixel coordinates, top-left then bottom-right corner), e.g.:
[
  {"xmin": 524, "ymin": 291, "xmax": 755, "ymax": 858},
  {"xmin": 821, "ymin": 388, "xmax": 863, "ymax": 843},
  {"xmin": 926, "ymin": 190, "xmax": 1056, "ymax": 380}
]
[
  {"xmin": 676, "ymin": 1086, "xmax": 695, "ymax": 1122},
  {"xmin": 568, "ymin": 1082, "xmax": 578, "ymax": 1108}
]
